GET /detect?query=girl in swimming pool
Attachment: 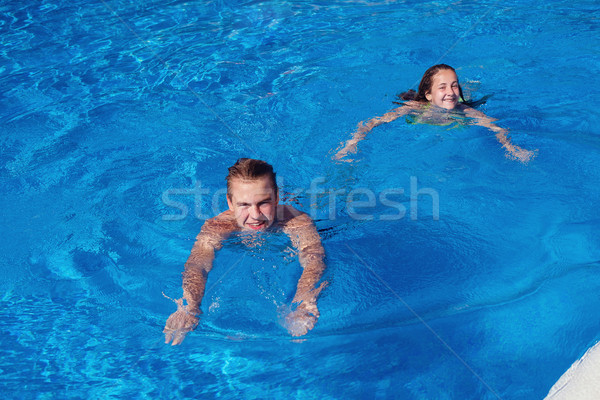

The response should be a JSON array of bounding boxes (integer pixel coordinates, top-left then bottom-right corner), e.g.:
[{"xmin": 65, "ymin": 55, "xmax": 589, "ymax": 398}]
[{"xmin": 334, "ymin": 64, "xmax": 536, "ymax": 163}]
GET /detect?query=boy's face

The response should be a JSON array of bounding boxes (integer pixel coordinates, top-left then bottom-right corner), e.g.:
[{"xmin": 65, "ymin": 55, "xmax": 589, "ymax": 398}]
[
  {"xmin": 227, "ymin": 176, "xmax": 279, "ymax": 231},
  {"xmin": 426, "ymin": 69, "xmax": 460, "ymax": 110}
]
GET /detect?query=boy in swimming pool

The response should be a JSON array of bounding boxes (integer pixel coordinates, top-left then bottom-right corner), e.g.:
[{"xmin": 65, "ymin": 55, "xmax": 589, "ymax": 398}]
[
  {"xmin": 163, "ymin": 158, "xmax": 327, "ymax": 345},
  {"xmin": 334, "ymin": 64, "xmax": 536, "ymax": 163}
]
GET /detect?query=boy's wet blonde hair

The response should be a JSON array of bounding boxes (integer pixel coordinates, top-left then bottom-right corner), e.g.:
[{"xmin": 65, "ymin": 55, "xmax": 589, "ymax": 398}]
[{"xmin": 226, "ymin": 158, "xmax": 277, "ymax": 198}]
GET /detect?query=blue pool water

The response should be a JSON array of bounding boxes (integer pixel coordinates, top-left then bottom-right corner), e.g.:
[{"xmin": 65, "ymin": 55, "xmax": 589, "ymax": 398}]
[{"xmin": 2, "ymin": 0, "xmax": 600, "ymax": 398}]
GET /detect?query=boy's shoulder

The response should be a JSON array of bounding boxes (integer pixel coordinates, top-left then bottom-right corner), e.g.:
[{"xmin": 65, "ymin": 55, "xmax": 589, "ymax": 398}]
[
  {"xmin": 202, "ymin": 210, "xmax": 238, "ymax": 232},
  {"xmin": 277, "ymin": 205, "xmax": 311, "ymax": 227}
]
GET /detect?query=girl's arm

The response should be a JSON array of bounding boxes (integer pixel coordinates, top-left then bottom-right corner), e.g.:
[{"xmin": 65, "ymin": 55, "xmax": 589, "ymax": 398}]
[
  {"xmin": 334, "ymin": 101, "xmax": 419, "ymax": 160},
  {"xmin": 463, "ymin": 106, "xmax": 537, "ymax": 164}
]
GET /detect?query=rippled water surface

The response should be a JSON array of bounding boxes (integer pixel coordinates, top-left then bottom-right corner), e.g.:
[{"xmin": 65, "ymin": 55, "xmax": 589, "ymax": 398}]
[{"xmin": 2, "ymin": 0, "xmax": 600, "ymax": 398}]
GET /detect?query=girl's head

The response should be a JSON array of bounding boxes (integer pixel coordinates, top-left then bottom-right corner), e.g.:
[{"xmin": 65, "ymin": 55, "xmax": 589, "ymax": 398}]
[
  {"xmin": 397, "ymin": 64, "xmax": 486, "ymax": 108},
  {"xmin": 416, "ymin": 64, "xmax": 466, "ymax": 109}
]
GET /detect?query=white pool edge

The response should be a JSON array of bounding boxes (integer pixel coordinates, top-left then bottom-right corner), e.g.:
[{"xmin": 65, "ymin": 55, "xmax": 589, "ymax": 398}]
[{"xmin": 544, "ymin": 340, "xmax": 600, "ymax": 400}]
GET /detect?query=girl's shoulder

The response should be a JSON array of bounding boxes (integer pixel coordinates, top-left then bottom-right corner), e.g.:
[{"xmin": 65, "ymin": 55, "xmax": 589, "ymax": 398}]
[
  {"xmin": 459, "ymin": 103, "xmax": 485, "ymax": 118},
  {"xmin": 394, "ymin": 100, "xmax": 427, "ymax": 115},
  {"xmin": 403, "ymin": 100, "xmax": 426, "ymax": 109}
]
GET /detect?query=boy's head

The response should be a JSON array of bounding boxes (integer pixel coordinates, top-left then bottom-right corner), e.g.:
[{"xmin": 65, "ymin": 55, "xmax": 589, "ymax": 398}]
[
  {"xmin": 226, "ymin": 158, "xmax": 277, "ymax": 197},
  {"xmin": 226, "ymin": 158, "xmax": 279, "ymax": 231}
]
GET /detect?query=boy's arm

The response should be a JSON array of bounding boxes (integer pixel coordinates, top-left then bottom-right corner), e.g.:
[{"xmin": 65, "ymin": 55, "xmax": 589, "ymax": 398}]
[
  {"xmin": 181, "ymin": 226, "xmax": 221, "ymax": 312},
  {"xmin": 282, "ymin": 208, "xmax": 327, "ymax": 336},
  {"xmin": 164, "ymin": 213, "xmax": 236, "ymax": 345}
]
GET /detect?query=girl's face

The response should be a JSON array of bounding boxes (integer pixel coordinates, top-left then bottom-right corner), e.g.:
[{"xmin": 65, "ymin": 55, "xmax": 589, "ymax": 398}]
[{"xmin": 426, "ymin": 69, "xmax": 460, "ymax": 109}]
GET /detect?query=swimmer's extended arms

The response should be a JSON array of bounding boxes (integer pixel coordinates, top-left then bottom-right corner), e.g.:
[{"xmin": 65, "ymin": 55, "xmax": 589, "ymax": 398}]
[
  {"xmin": 164, "ymin": 216, "xmax": 233, "ymax": 345},
  {"xmin": 334, "ymin": 102, "xmax": 418, "ymax": 160},
  {"xmin": 283, "ymin": 210, "xmax": 327, "ymax": 336},
  {"xmin": 464, "ymin": 107, "xmax": 537, "ymax": 164}
]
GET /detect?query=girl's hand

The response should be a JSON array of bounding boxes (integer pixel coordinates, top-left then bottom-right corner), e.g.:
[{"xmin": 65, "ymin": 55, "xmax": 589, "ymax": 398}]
[
  {"xmin": 512, "ymin": 147, "xmax": 537, "ymax": 164},
  {"xmin": 334, "ymin": 139, "xmax": 359, "ymax": 160}
]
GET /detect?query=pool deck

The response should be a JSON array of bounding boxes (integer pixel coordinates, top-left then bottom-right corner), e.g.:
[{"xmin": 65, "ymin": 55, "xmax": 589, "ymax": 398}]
[{"xmin": 545, "ymin": 341, "xmax": 600, "ymax": 400}]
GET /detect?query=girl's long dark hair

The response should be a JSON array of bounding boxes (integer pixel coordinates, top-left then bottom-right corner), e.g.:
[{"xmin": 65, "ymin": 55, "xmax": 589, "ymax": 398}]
[{"xmin": 395, "ymin": 64, "xmax": 488, "ymax": 108}]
